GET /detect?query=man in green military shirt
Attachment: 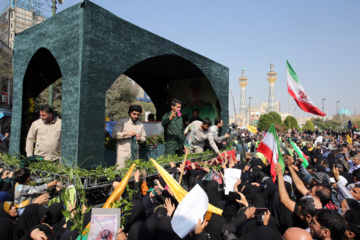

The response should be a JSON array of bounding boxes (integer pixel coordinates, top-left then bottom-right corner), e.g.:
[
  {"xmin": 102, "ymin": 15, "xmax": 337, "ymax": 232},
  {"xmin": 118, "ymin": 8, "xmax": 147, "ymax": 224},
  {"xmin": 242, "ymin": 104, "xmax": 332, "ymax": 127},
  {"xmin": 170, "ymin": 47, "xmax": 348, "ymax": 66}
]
[{"xmin": 162, "ymin": 99, "xmax": 185, "ymax": 156}]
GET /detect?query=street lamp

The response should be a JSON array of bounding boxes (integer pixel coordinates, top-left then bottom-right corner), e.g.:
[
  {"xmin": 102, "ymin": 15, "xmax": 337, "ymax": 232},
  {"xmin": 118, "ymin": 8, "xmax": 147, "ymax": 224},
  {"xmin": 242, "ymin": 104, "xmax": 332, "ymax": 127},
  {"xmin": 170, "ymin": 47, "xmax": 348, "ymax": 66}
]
[{"xmin": 322, "ymin": 98, "xmax": 326, "ymax": 121}]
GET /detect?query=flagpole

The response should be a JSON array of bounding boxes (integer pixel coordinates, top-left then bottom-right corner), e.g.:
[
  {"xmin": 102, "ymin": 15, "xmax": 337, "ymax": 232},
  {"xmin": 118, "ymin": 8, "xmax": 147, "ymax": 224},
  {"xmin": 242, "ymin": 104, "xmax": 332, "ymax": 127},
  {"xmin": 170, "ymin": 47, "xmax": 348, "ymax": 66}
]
[
  {"xmin": 230, "ymin": 90, "xmax": 238, "ymax": 125},
  {"xmin": 178, "ymin": 147, "xmax": 189, "ymax": 184},
  {"xmin": 288, "ymin": 95, "xmax": 290, "ymax": 130}
]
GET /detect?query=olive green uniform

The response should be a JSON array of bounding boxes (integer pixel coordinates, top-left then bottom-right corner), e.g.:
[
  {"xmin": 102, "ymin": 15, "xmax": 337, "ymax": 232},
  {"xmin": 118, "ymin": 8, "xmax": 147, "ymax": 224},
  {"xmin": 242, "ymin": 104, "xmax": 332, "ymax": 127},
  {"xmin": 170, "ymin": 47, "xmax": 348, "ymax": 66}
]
[
  {"xmin": 181, "ymin": 100, "xmax": 216, "ymax": 122},
  {"xmin": 161, "ymin": 112, "xmax": 185, "ymax": 155}
]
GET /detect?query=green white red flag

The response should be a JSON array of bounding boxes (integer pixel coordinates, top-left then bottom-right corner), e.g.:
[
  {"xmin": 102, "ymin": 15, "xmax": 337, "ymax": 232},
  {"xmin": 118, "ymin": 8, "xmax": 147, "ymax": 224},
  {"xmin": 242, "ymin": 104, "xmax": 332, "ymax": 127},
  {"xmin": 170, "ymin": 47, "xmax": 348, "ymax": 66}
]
[
  {"xmin": 256, "ymin": 124, "xmax": 284, "ymax": 182},
  {"xmin": 287, "ymin": 61, "xmax": 326, "ymax": 116},
  {"xmin": 289, "ymin": 139, "xmax": 309, "ymax": 168}
]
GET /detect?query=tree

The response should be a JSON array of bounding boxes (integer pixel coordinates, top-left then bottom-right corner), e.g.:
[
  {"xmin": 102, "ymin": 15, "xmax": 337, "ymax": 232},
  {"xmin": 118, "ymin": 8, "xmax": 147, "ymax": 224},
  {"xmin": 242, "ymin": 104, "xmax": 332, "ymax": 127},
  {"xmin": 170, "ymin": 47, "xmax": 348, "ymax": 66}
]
[
  {"xmin": 283, "ymin": 116, "xmax": 300, "ymax": 131},
  {"xmin": 302, "ymin": 120, "xmax": 315, "ymax": 131},
  {"xmin": 136, "ymin": 101, "xmax": 156, "ymax": 118},
  {"xmin": 311, "ymin": 117, "xmax": 342, "ymax": 130},
  {"xmin": 0, "ymin": 47, "xmax": 12, "ymax": 81},
  {"xmin": 275, "ymin": 124, "xmax": 286, "ymax": 133},
  {"xmin": 105, "ymin": 75, "xmax": 139, "ymax": 120},
  {"xmin": 257, "ymin": 114, "xmax": 274, "ymax": 132},
  {"xmin": 268, "ymin": 111, "xmax": 282, "ymax": 125},
  {"xmin": 35, "ymin": 78, "xmax": 62, "ymax": 115}
]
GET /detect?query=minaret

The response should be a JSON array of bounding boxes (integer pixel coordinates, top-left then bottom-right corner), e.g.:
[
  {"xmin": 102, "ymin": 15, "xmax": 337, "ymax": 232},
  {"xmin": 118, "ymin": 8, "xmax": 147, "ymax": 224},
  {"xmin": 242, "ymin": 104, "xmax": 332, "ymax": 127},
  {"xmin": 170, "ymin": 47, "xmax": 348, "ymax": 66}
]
[
  {"xmin": 267, "ymin": 62, "xmax": 277, "ymax": 112},
  {"xmin": 239, "ymin": 69, "xmax": 248, "ymax": 114}
]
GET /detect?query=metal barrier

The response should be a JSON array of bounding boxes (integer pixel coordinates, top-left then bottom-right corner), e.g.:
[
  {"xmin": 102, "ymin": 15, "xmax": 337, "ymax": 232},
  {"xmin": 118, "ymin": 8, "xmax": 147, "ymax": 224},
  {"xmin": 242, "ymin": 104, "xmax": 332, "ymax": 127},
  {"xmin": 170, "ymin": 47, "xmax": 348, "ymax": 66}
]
[{"xmin": 0, "ymin": 152, "xmax": 219, "ymax": 189}]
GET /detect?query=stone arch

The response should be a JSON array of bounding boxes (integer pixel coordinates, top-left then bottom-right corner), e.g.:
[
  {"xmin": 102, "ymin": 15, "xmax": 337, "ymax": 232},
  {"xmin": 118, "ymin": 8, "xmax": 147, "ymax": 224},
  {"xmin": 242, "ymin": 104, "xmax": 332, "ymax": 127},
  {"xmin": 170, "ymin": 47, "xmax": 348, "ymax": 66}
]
[
  {"xmin": 117, "ymin": 54, "xmax": 220, "ymax": 120},
  {"xmin": 20, "ymin": 48, "xmax": 62, "ymax": 156}
]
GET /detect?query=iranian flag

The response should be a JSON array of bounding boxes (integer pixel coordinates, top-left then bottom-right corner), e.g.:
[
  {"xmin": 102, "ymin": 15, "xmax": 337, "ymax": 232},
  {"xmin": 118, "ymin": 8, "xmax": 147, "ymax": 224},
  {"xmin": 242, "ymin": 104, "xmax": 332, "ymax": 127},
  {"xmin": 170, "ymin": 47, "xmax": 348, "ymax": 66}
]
[
  {"xmin": 257, "ymin": 124, "xmax": 284, "ymax": 182},
  {"xmin": 287, "ymin": 61, "xmax": 326, "ymax": 116},
  {"xmin": 289, "ymin": 139, "xmax": 309, "ymax": 168}
]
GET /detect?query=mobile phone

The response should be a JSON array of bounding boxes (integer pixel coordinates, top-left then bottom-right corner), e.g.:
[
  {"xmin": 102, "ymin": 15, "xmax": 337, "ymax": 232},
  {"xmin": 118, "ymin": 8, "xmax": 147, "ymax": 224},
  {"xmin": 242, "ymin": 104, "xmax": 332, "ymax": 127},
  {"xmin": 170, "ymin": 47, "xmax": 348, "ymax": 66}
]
[
  {"xmin": 176, "ymin": 109, "xmax": 182, "ymax": 117},
  {"xmin": 228, "ymin": 191, "xmax": 241, "ymax": 201},
  {"xmin": 254, "ymin": 208, "xmax": 268, "ymax": 216}
]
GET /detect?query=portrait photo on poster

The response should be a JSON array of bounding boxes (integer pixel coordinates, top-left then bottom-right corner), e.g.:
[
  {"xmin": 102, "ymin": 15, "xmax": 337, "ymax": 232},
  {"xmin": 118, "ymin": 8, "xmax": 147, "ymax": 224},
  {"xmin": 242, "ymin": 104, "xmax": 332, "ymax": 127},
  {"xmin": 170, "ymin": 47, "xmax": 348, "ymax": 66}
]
[{"xmin": 88, "ymin": 208, "xmax": 121, "ymax": 240}]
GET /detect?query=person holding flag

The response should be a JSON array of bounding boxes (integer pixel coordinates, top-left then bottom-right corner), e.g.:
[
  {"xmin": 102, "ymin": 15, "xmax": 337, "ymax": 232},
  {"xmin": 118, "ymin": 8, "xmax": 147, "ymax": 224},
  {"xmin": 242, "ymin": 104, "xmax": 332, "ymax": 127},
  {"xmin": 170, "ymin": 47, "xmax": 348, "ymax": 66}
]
[
  {"xmin": 256, "ymin": 124, "xmax": 284, "ymax": 182},
  {"xmin": 289, "ymin": 138, "xmax": 309, "ymax": 168}
]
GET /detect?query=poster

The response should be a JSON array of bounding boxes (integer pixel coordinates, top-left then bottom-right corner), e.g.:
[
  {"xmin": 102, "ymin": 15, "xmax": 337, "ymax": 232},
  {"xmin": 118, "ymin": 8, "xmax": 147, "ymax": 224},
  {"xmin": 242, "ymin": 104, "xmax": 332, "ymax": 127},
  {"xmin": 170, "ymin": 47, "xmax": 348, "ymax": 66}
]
[
  {"xmin": 88, "ymin": 208, "xmax": 121, "ymax": 240},
  {"xmin": 184, "ymin": 126, "xmax": 195, "ymax": 149},
  {"xmin": 170, "ymin": 77, "xmax": 219, "ymax": 124}
]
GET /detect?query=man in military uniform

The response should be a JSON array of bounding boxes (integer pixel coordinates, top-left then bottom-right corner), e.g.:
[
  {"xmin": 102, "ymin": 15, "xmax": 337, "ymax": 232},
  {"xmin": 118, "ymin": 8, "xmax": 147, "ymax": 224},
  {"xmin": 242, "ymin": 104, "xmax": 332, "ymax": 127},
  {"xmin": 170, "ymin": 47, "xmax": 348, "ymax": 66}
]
[{"xmin": 162, "ymin": 99, "xmax": 185, "ymax": 156}]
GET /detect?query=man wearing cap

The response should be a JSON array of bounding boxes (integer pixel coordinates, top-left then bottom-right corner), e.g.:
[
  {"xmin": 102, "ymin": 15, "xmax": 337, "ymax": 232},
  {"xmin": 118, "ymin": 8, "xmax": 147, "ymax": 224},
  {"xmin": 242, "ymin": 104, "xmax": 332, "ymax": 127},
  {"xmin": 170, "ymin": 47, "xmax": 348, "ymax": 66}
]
[{"xmin": 111, "ymin": 105, "xmax": 146, "ymax": 169}]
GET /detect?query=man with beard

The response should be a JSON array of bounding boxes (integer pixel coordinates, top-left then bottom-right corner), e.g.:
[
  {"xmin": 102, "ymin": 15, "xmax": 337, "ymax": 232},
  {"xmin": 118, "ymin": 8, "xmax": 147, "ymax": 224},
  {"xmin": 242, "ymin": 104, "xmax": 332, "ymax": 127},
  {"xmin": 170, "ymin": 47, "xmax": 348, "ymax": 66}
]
[
  {"xmin": 309, "ymin": 209, "xmax": 346, "ymax": 240},
  {"xmin": 112, "ymin": 105, "xmax": 146, "ymax": 169},
  {"xmin": 161, "ymin": 99, "xmax": 185, "ymax": 156},
  {"xmin": 25, "ymin": 105, "xmax": 61, "ymax": 161}
]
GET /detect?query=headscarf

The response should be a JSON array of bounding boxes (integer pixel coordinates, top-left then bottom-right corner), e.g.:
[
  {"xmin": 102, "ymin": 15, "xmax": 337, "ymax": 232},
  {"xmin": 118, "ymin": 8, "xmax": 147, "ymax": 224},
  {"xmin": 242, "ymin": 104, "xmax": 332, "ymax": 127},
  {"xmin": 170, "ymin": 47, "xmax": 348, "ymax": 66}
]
[
  {"xmin": 124, "ymin": 199, "xmax": 146, "ymax": 232},
  {"xmin": 127, "ymin": 220, "xmax": 151, "ymax": 240},
  {"xmin": 0, "ymin": 201, "xmax": 16, "ymax": 220},
  {"xmin": 16, "ymin": 204, "xmax": 47, "ymax": 237},
  {"xmin": 205, "ymin": 180, "xmax": 222, "ymax": 206},
  {"xmin": 153, "ymin": 215, "xmax": 180, "ymax": 240},
  {"xmin": 251, "ymin": 158, "xmax": 266, "ymax": 170},
  {"xmin": 0, "ymin": 192, "xmax": 11, "ymax": 202},
  {"xmin": 205, "ymin": 213, "xmax": 227, "ymax": 240},
  {"xmin": 44, "ymin": 203, "xmax": 64, "ymax": 226}
]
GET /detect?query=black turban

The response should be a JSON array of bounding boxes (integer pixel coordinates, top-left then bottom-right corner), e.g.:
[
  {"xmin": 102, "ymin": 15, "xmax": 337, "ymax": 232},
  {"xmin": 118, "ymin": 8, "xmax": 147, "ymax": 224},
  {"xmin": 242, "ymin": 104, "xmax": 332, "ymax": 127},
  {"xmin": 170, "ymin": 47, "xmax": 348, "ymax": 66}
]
[{"xmin": 128, "ymin": 105, "xmax": 143, "ymax": 113}]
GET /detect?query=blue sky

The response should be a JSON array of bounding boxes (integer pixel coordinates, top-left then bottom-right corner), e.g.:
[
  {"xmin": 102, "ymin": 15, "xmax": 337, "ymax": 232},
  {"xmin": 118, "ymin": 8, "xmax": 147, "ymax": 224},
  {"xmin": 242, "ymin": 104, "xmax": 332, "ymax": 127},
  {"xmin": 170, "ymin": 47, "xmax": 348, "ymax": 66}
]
[{"xmin": 56, "ymin": 0, "xmax": 360, "ymax": 118}]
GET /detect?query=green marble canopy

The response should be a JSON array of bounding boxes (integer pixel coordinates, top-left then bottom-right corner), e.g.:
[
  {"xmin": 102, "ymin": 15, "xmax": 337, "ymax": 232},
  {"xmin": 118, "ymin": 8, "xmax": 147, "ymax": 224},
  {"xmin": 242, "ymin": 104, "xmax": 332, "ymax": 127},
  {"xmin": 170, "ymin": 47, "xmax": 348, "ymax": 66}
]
[{"xmin": 9, "ymin": 1, "xmax": 229, "ymax": 168}]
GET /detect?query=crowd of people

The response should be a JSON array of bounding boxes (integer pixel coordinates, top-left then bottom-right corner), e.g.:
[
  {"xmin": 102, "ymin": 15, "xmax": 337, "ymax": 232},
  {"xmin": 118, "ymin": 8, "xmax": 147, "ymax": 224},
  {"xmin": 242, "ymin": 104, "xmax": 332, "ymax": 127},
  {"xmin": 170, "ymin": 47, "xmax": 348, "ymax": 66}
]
[{"xmin": 0, "ymin": 100, "xmax": 360, "ymax": 240}]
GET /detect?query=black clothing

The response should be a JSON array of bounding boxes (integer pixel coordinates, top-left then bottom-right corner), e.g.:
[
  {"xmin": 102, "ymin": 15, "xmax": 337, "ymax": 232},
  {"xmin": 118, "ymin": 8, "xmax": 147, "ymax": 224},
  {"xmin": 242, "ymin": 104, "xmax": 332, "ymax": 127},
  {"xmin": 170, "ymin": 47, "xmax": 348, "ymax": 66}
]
[
  {"xmin": 16, "ymin": 204, "xmax": 47, "ymax": 237},
  {"xmin": 0, "ymin": 218, "xmax": 19, "ymax": 240}
]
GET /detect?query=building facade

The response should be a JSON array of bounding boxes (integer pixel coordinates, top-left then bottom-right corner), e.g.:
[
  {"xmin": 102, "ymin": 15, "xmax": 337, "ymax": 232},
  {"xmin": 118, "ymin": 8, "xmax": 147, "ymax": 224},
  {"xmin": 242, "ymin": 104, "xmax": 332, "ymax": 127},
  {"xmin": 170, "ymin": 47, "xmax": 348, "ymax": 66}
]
[{"xmin": 0, "ymin": 0, "xmax": 48, "ymax": 49}]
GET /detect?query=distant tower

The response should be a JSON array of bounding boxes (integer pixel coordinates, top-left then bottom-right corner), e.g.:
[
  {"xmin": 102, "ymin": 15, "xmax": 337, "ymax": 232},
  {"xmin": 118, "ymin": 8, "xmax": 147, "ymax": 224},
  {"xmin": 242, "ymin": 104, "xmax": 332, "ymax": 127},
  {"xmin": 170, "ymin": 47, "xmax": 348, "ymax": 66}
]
[
  {"xmin": 239, "ymin": 69, "xmax": 248, "ymax": 114},
  {"xmin": 267, "ymin": 62, "xmax": 277, "ymax": 112}
]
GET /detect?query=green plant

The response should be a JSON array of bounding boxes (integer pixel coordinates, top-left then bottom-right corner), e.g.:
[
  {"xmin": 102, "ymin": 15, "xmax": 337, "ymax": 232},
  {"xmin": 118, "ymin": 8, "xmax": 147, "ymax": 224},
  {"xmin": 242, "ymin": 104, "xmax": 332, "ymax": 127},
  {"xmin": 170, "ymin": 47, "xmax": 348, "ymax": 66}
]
[
  {"xmin": 143, "ymin": 133, "xmax": 165, "ymax": 147},
  {"xmin": 110, "ymin": 185, "xmax": 135, "ymax": 228},
  {"xmin": 60, "ymin": 164, "xmax": 92, "ymax": 240}
]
